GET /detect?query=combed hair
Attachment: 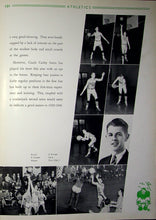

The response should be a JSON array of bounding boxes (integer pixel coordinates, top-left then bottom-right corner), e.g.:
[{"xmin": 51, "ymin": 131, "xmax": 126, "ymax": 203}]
[{"xmin": 106, "ymin": 118, "xmax": 128, "ymax": 134}]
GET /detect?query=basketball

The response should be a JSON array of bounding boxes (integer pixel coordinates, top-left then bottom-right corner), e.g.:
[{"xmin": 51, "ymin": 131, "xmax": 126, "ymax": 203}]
[
  {"xmin": 87, "ymin": 33, "xmax": 91, "ymax": 37},
  {"xmin": 76, "ymin": 135, "xmax": 82, "ymax": 141},
  {"xmin": 89, "ymin": 167, "xmax": 96, "ymax": 174}
]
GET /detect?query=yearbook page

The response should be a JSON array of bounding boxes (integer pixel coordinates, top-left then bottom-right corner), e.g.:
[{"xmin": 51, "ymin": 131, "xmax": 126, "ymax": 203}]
[{"xmin": 0, "ymin": 0, "xmax": 155, "ymax": 219}]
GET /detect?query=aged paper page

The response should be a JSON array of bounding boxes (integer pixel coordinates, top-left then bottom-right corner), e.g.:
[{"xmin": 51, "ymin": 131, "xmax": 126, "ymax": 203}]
[{"xmin": 0, "ymin": 0, "xmax": 155, "ymax": 219}]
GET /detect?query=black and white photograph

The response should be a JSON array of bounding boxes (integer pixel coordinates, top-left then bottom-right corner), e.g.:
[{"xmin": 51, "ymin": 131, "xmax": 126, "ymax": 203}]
[
  {"xmin": 105, "ymin": 65, "xmax": 139, "ymax": 114},
  {"xmin": 68, "ymin": 115, "xmax": 103, "ymax": 165},
  {"xmin": 81, "ymin": 14, "xmax": 115, "ymax": 64},
  {"xmin": 111, "ymin": 15, "xmax": 145, "ymax": 64},
  {"xmin": 57, "ymin": 164, "xmax": 127, "ymax": 214},
  {"xmin": 98, "ymin": 115, "xmax": 133, "ymax": 165},
  {"xmin": 75, "ymin": 64, "xmax": 109, "ymax": 115},
  {"xmin": 0, "ymin": 0, "xmax": 155, "ymax": 218},
  {"xmin": 0, "ymin": 166, "xmax": 56, "ymax": 215}
]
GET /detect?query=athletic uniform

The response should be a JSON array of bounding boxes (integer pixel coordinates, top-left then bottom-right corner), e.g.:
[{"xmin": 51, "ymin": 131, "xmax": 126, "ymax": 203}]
[
  {"xmin": 92, "ymin": 32, "xmax": 103, "ymax": 51},
  {"xmin": 86, "ymin": 78, "xmax": 97, "ymax": 101},
  {"xmin": 72, "ymin": 178, "xmax": 83, "ymax": 194},
  {"xmin": 96, "ymin": 182, "xmax": 105, "ymax": 207},
  {"xmin": 117, "ymin": 76, "xmax": 127, "ymax": 94},
  {"xmin": 90, "ymin": 28, "xmax": 108, "ymax": 61},
  {"xmin": 83, "ymin": 131, "xmax": 96, "ymax": 148},
  {"xmin": 32, "ymin": 191, "xmax": 39, "ymax": 214},
  {"xmin": 121, "ymin": 35, "xmax": 129, "ymax": 55},
  {"xmin": 38, "ymin": 194, "xmax": 46, "ymax": 206},
  {"xmin": 38, "ymin": 192, "xmax": 47, "ymax": 213},
  {"xmin": 69, "ymin": 177, "xmax": 84, "ymax": 209},
  {"xmin": 22, "ymin": 193, "xmax": 32, "ymax": 215}
]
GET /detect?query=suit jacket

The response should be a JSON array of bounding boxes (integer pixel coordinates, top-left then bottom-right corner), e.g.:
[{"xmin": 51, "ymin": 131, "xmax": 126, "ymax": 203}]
[{"xmin": 99, "ymin": 149, "xmax": 129, "ymax": 165}]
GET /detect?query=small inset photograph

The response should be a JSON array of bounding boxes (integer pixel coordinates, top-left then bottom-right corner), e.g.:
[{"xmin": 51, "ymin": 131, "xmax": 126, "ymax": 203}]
[
  {"xmin": 98, "ymin": 115, "xmax": 133, "ymax": 165},
  {"xmin": 81, "ymin": 14, "xmax": 115, "ymax": 64},
  {"xmin": 0, "ymin": 166, "xmax": 56, "ymax": 215},
  {"xmin": 105, "ymin": 65, "xmax": 139, "ymax": 114},
  {"xmin": 111, "ymin": 15, "xmax": 145, "ymax": 64},
  {"xmin": 57, "ymin": 164, "xmax": 127, "ymax": 214},
  {"xmin": 68, "ymin": 115, "xmax": 103, "ymax": 165},
  {"xmin": 75, "ymin": 64, "xmax": 109, "ymax": 115}
]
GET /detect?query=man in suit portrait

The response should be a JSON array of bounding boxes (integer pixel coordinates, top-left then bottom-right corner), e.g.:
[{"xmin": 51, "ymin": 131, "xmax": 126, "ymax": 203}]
[{"xmin": 99, "ymin": 118, "xmax": 129, "ymax": 165}]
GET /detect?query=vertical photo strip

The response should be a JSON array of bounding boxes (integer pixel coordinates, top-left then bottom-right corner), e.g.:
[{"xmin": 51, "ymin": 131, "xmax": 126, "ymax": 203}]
[{"xmin": 67, "ymin": 13, "xmax": 145, "ymax": 217}]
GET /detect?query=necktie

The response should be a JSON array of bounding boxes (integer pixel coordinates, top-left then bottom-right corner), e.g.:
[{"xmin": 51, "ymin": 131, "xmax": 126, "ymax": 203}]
[{"xmin": 111, "ymin": 155, "xmax": 117, "ymax": 165}]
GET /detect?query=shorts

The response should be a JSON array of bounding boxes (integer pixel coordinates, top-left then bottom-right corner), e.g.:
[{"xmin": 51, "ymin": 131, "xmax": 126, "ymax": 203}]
[
  {"xmin": 121, "ymin": 44, "xmax": 128, "ymax": 54},
  {"xmin": 88, "ymin": 137, "xmax": 96, "ymax": 147},
  {"xmin": 118, "ymin": 85, "xmax": 127, "ymax": 94},
  {"xmin": 87, "ymin": 88, "xmax": 97, "ymax": 101},
  {"xmin": 93, "ymin": 40, "xmax": 103, "ymax": 51}
]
